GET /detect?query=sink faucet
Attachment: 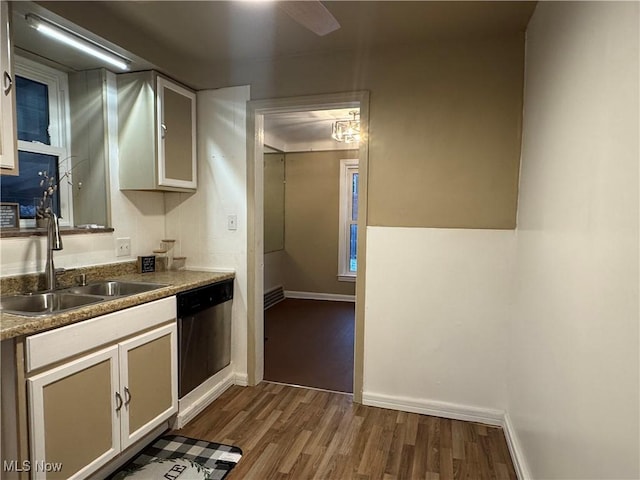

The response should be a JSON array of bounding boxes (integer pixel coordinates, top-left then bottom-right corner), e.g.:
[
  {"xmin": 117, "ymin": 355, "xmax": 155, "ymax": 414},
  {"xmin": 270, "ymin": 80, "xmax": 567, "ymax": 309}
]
[{"xmin": 44, "ymin": 208, "xmax": 63, "ymax": 290}]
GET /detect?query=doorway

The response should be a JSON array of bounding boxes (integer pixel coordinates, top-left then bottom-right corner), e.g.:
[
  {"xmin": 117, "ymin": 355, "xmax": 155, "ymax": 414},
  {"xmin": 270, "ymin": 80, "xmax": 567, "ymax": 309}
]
[
  {"xmin": 264, "ymin": 298, "xmax": 355, "ymax": 392},
  {"xmin": 247, "ymin": 92, "xmax": 370, "ymax": 401}
]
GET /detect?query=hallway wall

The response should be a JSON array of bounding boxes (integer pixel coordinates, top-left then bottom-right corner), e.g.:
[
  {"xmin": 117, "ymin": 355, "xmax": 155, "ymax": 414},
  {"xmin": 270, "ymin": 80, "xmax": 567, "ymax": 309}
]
[{"xmin": 282, "ymin": 150, "xmax": 357, "ymax": 296}]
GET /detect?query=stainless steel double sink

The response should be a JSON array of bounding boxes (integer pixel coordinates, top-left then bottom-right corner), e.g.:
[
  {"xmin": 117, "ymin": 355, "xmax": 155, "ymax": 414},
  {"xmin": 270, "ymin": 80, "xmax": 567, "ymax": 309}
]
[{"xmin": 0, "ymin": 281, "xmax": 167, "ymax": 317}]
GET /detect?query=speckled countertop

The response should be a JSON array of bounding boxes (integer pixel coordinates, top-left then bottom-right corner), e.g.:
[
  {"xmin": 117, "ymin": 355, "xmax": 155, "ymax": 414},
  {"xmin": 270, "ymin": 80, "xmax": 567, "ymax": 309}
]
[{"xmin": 0, "ymin": 269, "xmax": 234, "ymax": 340}]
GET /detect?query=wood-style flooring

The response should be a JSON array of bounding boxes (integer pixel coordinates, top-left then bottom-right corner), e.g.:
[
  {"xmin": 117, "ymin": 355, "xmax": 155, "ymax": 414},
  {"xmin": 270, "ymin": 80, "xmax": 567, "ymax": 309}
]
[
  {"xmin": 264, "ymin": 299, "xmax": 355, "ymax": 393},
  {"xmin": 177, "ymin": 382, "xmax": 518, "ymax": 480}
]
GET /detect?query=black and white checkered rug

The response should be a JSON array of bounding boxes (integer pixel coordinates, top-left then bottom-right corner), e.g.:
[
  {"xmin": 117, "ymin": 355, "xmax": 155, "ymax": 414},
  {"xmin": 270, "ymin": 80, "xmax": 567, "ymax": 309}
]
[{"xmin": 111, "ymin": 435, "xmax": 242, "ymax": 480}]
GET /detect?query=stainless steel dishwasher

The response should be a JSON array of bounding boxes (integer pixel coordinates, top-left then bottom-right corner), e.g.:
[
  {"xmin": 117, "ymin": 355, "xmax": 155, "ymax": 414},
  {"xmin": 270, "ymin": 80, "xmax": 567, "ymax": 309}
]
[{"xmin": 177, "ymin": 279, "xmax": 233, "ymax": 398}]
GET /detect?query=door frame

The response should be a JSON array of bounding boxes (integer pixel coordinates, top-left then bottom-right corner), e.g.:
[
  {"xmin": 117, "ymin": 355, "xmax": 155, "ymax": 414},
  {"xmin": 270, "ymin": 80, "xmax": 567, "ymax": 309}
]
[{"xmin": 246, "ymin": 91, "xmax": 370, "ymax": 401}]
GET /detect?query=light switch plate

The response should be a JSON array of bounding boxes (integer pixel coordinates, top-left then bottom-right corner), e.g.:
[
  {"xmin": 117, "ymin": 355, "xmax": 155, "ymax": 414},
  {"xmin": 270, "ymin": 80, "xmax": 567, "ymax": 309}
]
[
  {"xmin": 227, "ymin": 215, "xmax": 237, "ymax": 231},
  {"xmin": 116, "ymin": 237, "xmax": 131, "ymax": 257}
]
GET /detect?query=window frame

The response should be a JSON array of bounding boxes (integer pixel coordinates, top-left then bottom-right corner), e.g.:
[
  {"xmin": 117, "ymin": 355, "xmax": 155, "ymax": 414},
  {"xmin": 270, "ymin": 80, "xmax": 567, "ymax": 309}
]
[
  {"xmin": 14, "ymin": 56, "xmax": 73, "ymax": 227},
  {"xmin": 338, "ymin": 158, "xmax": 358, "ymax": 282}
]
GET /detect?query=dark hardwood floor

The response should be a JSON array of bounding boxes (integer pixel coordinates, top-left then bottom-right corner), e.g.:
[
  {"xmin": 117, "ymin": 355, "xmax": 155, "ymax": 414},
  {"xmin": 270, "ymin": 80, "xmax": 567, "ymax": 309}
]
[
  {"xmin": 264, "ymin": 299, "xmax": 355, "ymax": 393},
  {"xmin": 177, "ymin": 382, "xmax": 518, "ymax": 480}
]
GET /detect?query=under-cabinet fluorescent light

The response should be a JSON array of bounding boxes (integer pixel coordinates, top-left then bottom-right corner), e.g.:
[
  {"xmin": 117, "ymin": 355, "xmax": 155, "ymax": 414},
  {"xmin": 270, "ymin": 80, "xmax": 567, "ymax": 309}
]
[{"xmin": 26, "ymin": 13, "xmax": 130, "ymax": 71}]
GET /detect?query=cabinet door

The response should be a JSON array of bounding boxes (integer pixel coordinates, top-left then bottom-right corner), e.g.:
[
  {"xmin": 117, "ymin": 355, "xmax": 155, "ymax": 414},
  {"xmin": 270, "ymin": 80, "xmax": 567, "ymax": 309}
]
[
  {"xmin": 0, "ymin": 0, "xmax": 17, "ymax": 172},
  {"xmin": 119, "ymin": 324, "xmax": 178, "ymax": 449},
  {"xmin": 27, "ymin": 346, "xmax": 121, "ymax": 480},
  {"xmin": 156, "ymin": 77, "xmax": 196, "ymax": 189}
]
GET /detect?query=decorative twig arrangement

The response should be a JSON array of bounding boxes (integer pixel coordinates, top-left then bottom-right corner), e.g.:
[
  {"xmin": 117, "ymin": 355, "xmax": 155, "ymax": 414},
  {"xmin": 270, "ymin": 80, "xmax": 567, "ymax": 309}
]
[{"xmin": 35, "ymin": 156, "xmax": 85, "ymax": 221}]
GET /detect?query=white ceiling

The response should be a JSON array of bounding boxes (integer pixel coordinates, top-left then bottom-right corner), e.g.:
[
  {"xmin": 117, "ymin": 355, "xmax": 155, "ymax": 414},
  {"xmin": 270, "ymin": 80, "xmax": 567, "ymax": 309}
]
[
  {"xmin": 22, "ymin": 1, "xmax": 536, "ymax": 150},
  {"xmin": 264, "ymin": 108, "xmax": 360, "ymax": 152}
]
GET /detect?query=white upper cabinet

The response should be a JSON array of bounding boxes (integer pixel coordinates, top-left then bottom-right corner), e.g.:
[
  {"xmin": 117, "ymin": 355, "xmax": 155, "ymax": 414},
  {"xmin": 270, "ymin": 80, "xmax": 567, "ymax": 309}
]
[
  {"xmin": 117, "ymin": 71, "xmax": 196, "ymax": 191},
  {"xmin": 0, "ymin": 1, "xmax": 17, "ymax": 173}
]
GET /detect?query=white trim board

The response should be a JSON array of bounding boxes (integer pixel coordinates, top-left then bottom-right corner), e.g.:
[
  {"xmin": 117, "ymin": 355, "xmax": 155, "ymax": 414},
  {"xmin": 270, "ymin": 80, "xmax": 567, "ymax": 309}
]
[
  {"xmin": 284, "ymin": 291, "xmax": 356, "ymax": 303},
  {"xmin": 174, "ymin": 368, "xmax": 250, "ymax": 429},
  {"xmin": 234, "ymin": 372, "xmax": 249, "ymax": 386},
  {"xmin": 362, "ymin": 391, "xmax": 504, "ymax": 426},
  {"xmin": 247, "ymin": 91, "xmax": 370, "ymax": 389},
  {"xmin": 174, "ymin": 369, "xmax": 236, "ymax": 429},
  {"xmin": 363, "ymin": 391, "xmax": 530, "ymax": 480},
  {"xmin": 503, "ymin": 413, "xmax": 531, "ymax": 480}
]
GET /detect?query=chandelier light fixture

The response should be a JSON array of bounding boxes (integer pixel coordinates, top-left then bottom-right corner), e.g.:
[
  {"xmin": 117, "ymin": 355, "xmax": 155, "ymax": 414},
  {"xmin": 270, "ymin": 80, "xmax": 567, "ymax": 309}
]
[{"xmin": 331, "ymin": 111, "xmax": 360, "ymax": 144}]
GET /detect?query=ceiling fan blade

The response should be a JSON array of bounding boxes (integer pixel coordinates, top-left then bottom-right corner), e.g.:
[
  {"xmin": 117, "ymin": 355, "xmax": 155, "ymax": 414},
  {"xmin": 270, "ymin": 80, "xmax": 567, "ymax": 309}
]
[{"xmin": 279, "ymin": 1, "xmax": 340, "ymax": 36}]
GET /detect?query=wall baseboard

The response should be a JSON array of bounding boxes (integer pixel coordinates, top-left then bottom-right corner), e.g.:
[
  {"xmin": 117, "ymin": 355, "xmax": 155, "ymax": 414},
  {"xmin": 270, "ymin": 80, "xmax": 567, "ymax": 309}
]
[
  {"xmin": 234, "ymin": 372, "xmax": 249, "ymax": 386},
  {"xmin": 503, "ymin": 412, "xmax": 531, "ymax": 480},
  {"xmin": 284, "ymin": 290, "xmax": 356, "ymax": 302},
  {"xmin": 175, "ymin": 369, "xmax": 250, "ymax": 429},
  {"xmin": 175, "ymin": 371, "xmax": 236, "ymax": 429},
  {"xmin": 362, "ymin": 391, "xmax": 504, "ymax": 426},
  {"xmin": 363, "ymin": 391, "xmax": 531, "ymax": 480}
]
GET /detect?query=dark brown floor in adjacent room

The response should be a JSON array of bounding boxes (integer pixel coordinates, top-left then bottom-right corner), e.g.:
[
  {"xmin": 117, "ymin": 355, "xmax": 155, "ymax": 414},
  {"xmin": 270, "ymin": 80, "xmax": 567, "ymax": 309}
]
[
  {"xmin": 177, "ymin": 382, "xmax": 518, "ymax": 480},
  {"xmin": 264, "ymin": 298, "xmax": 355, "ymax": 393}
]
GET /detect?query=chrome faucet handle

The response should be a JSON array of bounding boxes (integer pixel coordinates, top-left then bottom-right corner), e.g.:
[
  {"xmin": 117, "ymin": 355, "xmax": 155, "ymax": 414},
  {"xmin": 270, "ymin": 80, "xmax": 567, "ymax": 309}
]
[{"xmin": 76, "ymin": 273, "xmax": 88, "ymax": 286}]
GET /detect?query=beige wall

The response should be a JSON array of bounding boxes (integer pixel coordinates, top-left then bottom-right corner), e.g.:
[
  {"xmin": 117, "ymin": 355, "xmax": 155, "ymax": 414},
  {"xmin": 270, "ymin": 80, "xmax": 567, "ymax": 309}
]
[
  {"xmin": 282, "ymin": 150, "xmax": 357, "ymax": 295},
  {"xmin": 36, "ymin": 4, "xmax": 525, "ymax": 229},
  {"xmin": 199, "ymin": 37, "xmax": 525, "ymax": 229},
  {"xmin": 264, "ymin": 250, "xmax": 285, "ymax": 293},
  {"xmin": 263, "ymin": 153, "xmax": 284, "ymax": 253},
  {"xmin": 364, "ymin": 40, "xmax": 523, "ymax": 228}
]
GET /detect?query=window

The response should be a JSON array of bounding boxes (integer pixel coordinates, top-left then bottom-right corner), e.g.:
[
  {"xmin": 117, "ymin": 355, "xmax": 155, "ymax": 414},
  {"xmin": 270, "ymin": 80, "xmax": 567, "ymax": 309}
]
[
  {"xmin": 338, "ymin": 159, "xmax": 358, "ymax": 281},
  {"xmin": 0, "ymin": 56, "xmax": 71, "ymax": 227}
]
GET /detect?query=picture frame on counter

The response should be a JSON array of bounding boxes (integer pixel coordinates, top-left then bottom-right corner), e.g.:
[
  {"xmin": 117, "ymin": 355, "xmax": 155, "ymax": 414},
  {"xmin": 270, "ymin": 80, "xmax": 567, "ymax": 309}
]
[
  {"xmin": 137, "ymin": 255, "xmax": 156, "ymax": 273},
  {"xmin": 0, "ymin": 203, "xmax": 20, "ymax": 229}
]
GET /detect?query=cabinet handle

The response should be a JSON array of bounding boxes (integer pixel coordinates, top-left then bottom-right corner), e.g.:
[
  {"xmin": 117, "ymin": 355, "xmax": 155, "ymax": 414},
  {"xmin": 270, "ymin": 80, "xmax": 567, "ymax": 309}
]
[
  {"xmin": 115, "ymin": 391, "xmax": 123, "ymax": 412},
  {"xmin": 3, "ymin": 71, "xmax": 12, "ymax": 95},
  {"xmin": 124, "ymin": 386, "xmax": 132, "ymax": 406},
  {"xmin": 161, "ymin": 123, "xmax": 167, "ymax": 138}
]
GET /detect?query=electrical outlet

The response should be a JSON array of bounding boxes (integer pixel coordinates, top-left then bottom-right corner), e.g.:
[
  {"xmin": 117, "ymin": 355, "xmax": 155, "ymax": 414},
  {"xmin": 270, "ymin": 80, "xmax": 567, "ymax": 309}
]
[
  {"xmin": 227, "ymin": 214, "xmax": 237, "ymax": 231},
  {"xmin": 116, "ymin": 237, "xmax": 131, "ymax": 257}
]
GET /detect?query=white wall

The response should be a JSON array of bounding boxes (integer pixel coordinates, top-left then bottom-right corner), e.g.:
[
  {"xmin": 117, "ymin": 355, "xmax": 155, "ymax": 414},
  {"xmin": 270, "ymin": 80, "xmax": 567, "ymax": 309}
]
[
  {"xmin": 0, "ymin": 75, "xmax": 165, "ymax": 277},
  {"xmin": 508, "ymin": 2, "xmax": 639, "ymax": 479},
  {"xmin": 0, "ymin": 196, "xmax": 166, "ymax": 278},
  {"xmin": 165, "ymin": 85, "xmax": 251, "ymax": 380},
  {"xmin": 363, "ymin": 227, "xmax": 514, "ymax": 420}
]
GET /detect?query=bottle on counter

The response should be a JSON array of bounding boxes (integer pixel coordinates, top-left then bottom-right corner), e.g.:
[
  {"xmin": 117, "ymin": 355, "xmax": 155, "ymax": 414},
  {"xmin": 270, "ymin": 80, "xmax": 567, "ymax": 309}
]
[
  {"xmin": 171, "ymin": 256, "xmax": 186, "ymax": 271},
  {"xmin": 161, "ymin": 239, "xmax": 176, "ymax": 270},
  {"xmin": 153, "ymin": 249, "xmax": 168, "ymax": 272}
]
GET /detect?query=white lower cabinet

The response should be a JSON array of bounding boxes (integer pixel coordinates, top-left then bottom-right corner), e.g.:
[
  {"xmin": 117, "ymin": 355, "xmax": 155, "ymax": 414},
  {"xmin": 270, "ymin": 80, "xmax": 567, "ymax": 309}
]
[
  {"xmin": 28, "ymin": 346, "xmax": 120, "ymax": 480},
  {"xmin": 119, "ymin": 325, "xmax": 177, "ymax": 449},
  {"xmin": 27, "ymin": 323, "xmax": 177, "ymax": 479}
]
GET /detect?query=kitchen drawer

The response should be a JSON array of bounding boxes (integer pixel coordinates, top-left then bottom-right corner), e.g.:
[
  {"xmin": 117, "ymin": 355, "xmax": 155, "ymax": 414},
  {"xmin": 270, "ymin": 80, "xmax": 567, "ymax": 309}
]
[{"xmin": 26, "ymin": 296, "xmax": 176, "ymax": 372}]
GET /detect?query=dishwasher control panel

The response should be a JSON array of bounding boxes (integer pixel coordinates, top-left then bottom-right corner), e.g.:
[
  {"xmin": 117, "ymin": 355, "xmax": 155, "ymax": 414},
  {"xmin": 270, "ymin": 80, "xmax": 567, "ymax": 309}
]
[{"xmin": 177, "ymin": 279, "xmax": 233, "ymax": 317}]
